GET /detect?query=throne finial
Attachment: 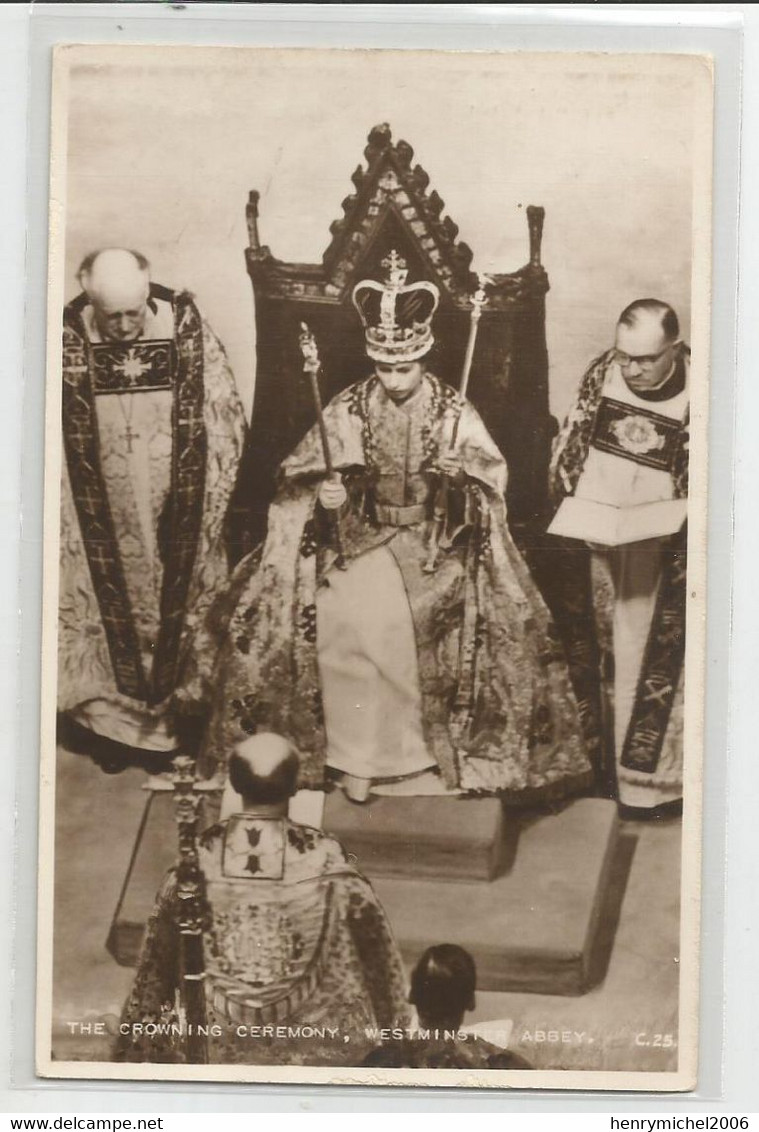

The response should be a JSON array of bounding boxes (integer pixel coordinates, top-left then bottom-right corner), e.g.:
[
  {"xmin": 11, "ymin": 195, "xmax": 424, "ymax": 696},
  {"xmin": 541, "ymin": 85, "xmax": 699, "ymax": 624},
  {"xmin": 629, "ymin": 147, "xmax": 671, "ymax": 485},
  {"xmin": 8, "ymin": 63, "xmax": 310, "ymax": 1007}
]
[
  {"xmin": 526, "ymin": 205, "xmax": 545, "ymax": 268},
  {"xmin": 365, "ymin": 123, "xmax": 393, "ymax": 164},
  {"xmin": 246, "ymin": 191, "xmax": 261, "ymax": 251}
]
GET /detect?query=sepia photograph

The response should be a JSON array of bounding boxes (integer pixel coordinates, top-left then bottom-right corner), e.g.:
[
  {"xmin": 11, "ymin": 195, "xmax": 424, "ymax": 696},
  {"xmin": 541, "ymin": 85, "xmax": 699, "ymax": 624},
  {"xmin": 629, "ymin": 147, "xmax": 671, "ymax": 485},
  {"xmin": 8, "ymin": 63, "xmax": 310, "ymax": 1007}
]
[{"xmin": 37, "ymin": 44, "xmax": 713, "ymax": 1089}]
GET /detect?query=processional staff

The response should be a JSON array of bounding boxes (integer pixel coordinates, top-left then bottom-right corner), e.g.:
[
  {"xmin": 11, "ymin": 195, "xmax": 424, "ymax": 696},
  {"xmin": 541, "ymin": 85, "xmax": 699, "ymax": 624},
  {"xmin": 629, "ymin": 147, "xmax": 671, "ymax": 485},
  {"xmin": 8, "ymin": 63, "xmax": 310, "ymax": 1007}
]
[
  {"xmin": 298, "ymin": 322, "xmax": 346, "ymax": 569},
  {"xmin": 172, "ymin": 754, "xmax": 209, "ymax": 1064},
  {"xmin": 424, "ymin": 274, "xmax": 490, "ymax": 574}
]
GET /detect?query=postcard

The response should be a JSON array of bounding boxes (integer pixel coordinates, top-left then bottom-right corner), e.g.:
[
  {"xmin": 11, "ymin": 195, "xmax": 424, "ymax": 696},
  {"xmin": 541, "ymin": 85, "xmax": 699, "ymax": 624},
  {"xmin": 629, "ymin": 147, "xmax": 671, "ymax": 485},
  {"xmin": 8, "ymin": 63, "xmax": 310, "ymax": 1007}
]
[{"xmin": 37, "ymin": 44, "xmax": 712, "ymax": 1090}]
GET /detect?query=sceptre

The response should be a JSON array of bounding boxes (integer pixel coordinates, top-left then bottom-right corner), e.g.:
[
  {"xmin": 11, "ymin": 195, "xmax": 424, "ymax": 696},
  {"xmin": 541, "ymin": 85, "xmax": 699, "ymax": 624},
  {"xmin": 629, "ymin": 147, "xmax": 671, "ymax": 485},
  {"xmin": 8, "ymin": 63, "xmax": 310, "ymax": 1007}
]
[
  {"xmin": 298, "ymin": 322, "xmax": 346, "ymax": 569},
  {"xmin": 424, "ymin": 274, "xmax": 490, "ymax": 573},
  {"xmin": 451, "ymin": 273, "xmax": 490, "ymax": 447},
  {"xmin": 172, "ymin": 754, "xmax": 209, "ymax": 1064}
]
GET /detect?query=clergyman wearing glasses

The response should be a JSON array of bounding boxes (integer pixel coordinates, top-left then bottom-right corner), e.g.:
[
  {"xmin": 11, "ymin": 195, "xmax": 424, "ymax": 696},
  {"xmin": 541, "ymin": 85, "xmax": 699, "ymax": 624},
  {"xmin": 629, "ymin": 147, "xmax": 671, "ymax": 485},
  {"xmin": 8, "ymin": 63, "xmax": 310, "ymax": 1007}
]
[{"xmin": 549, "ymin": 300, "xmax": 690, "ymax": 821}]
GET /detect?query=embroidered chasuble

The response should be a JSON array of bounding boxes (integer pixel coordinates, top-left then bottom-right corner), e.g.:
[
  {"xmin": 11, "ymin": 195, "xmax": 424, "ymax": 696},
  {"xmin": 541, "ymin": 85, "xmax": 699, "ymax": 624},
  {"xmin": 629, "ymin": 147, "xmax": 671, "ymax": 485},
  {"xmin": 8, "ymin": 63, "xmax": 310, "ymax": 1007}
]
[
  {"xmin": 116, "ymin": 815, "xmax": 411, "ymax": 1065},
  {"xmin": 550, "ymin": 347, "xmax": 689, "ymax": 808},
  {"xmin": 59, "ymin": 285, "xmax": 246, "ymax": 752},
  {"xmin": 185, "ymin": 373, "xmax": 592, "ymax": 799}
]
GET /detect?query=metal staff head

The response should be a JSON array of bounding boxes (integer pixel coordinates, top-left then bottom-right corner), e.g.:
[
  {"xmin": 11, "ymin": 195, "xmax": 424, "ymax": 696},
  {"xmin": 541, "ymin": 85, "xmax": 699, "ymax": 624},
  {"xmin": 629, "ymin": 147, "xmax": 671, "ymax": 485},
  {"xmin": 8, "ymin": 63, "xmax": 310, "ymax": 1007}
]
[
  {"xmin": 299, "ymin": 321, "xmax": 320, "ymax": 375},
  {"xmin": 470, "ymin": 272, "xmax": 492, "ymax": 323},
  {"xmin": 296, "ymin": 322, "xmax": 346, "ymax": 568},
  {"xmin": 455, "ymin": 272, "xmax": 493, "ymax": 416}
]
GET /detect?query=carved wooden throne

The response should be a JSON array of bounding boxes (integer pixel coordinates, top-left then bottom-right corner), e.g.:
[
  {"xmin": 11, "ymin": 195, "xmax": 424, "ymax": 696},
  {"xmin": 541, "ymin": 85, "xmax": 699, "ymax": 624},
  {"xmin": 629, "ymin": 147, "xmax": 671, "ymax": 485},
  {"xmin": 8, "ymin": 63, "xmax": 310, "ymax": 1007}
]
[
  {"xmin": 107, "ymin": 137, "xmax": 619, "ymax": 991},
  {"xmin": 228, "ymin": 123, "xmax": 557, "ymax": 560}
]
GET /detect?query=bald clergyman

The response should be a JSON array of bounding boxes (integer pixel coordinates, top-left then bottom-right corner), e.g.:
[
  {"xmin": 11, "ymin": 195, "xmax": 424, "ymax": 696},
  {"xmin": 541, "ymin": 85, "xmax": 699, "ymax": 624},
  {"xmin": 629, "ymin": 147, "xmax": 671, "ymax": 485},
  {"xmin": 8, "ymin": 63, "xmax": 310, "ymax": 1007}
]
[{"xmin": 58, "ymin": 249, "xmax": 246, "ymax": 771}]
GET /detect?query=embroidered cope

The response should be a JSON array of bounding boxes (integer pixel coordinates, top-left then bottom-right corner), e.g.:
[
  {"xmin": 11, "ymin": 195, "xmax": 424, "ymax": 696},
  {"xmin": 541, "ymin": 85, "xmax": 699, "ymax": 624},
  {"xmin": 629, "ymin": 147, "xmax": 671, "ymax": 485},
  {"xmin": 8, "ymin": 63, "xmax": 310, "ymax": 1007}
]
[
  {"xmin": 116, "ymin": 815, "xmax": 410, "ymax": 1065},
  {"xmin": 59, "ymin": 288, "xmax": 246, "ymax": 751}
]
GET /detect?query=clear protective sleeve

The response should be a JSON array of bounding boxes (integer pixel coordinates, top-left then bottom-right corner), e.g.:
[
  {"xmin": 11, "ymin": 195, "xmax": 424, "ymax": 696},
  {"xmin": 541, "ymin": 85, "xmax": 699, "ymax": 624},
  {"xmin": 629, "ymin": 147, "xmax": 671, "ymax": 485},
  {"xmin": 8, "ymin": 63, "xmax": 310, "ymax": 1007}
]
[{"xmin": 4, "ymin": 0, "xmax": 748, "ymax": 1113}]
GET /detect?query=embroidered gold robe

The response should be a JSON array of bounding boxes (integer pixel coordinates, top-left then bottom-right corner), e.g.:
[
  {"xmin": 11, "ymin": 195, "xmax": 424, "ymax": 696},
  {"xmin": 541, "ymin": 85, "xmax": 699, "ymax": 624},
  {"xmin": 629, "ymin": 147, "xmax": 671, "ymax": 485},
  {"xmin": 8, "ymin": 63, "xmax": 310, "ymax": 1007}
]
[
  {"xmin": 116, "ymin": 815, "xmax": 410, "ymax": 1065},
  {"xmin": 59, "ymin": 286, "xmax": 245, "ymax": 751},
  {"xmin": 185, "ymin": 373, "xmax": 590, "ymax": 799}
]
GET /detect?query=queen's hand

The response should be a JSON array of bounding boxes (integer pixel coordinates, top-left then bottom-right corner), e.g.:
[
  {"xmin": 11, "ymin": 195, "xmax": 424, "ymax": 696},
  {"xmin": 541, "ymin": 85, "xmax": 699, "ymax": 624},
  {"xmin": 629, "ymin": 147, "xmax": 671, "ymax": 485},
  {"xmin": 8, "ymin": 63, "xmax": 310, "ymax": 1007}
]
[
  {"xmin": 438, "ymin": 453, "xmax": 466, "ymax": 485},
  {"xmin": 318, "ymin": 473, "xmax": 347, "ymax": 511}
]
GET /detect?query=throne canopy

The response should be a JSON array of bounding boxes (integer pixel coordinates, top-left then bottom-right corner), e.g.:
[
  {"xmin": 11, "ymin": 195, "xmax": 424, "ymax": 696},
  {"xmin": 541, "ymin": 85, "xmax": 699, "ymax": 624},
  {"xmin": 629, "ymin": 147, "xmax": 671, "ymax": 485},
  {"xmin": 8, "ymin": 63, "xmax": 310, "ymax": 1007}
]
[{"xmin": 230, "ymin": 123, "xmax": 555, "ymax": 558}]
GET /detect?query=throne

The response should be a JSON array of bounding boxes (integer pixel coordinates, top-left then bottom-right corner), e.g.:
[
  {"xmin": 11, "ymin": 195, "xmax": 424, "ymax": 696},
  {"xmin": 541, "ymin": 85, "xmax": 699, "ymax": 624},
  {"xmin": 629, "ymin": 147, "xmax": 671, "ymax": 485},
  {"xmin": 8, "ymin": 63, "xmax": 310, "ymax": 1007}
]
[
  {"xmin": 227, "ymin": 122, "xmax": 556, "ymax": 561},
  {"xmin": 232, "ymin": 121, "xmax": 604, "ymax": 784},
  {"xmin": 109, "ymin": 126, "xmax": 618, "ymax": 998},
  {"xmin": 222, "ymin": 124, "xmax": 617, "ymax": 993}
]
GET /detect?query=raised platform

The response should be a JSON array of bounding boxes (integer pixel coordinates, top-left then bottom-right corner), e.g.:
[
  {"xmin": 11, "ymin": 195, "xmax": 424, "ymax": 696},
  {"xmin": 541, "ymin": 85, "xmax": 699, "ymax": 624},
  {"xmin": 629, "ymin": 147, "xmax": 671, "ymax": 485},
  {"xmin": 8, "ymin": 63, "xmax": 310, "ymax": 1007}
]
[
  {"xmin": 107, "ymin": 791, "xmax": 618, "ymax": 996},
  {"xmin": 323, "ymin": 792, "xmax": 518, "ymax": 881},
  {"xmin": 371, "ymin": 798, "xmax": 619, "ymax": 995}
]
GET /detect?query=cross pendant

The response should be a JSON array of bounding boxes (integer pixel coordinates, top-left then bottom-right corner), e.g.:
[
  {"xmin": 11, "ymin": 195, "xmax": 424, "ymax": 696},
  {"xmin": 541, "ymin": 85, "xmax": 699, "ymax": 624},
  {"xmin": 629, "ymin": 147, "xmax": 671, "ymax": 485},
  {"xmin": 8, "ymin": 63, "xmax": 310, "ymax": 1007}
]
[{"xmin": 124, "ymin": 422, "xmax": 140, "ymax": 454}]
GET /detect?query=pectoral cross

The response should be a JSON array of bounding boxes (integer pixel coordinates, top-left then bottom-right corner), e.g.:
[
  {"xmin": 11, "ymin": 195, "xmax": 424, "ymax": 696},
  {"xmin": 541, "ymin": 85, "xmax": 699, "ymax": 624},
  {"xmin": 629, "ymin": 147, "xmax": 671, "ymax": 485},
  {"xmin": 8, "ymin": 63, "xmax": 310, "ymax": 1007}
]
[{"xmin": 123, "ymin": 422, "xmax": 140, "ymax": 454}]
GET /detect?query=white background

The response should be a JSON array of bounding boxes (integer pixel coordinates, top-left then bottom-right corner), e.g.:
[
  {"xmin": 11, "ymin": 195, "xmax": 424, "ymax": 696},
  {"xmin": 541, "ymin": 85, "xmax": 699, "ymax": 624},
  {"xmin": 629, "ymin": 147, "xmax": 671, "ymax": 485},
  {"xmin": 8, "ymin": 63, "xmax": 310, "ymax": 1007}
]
[
  {"xmin": 61, "ymin": 47, "xmax": 700, "ymax": 422},
  {"xmin": 1, "ymin": 2, "xmax": 755, "ymax": 1117}
]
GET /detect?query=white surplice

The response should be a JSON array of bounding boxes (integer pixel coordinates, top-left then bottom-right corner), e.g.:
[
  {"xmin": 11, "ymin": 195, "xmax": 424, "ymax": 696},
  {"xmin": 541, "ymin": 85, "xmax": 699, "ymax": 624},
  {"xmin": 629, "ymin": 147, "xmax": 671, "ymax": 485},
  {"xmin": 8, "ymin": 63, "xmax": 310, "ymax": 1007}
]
[{"xmin": 574, "ymin": 363, "xmax": 687, "ymax": 809}]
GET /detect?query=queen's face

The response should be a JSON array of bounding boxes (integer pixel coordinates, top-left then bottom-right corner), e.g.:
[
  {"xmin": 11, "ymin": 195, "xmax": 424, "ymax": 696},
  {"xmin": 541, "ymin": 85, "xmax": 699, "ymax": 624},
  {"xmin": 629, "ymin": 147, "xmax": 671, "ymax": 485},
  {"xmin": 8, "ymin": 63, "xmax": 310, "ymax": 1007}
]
[{"xmin": 375, "ymin": 360, "xmax": 425, "ymax": 403}]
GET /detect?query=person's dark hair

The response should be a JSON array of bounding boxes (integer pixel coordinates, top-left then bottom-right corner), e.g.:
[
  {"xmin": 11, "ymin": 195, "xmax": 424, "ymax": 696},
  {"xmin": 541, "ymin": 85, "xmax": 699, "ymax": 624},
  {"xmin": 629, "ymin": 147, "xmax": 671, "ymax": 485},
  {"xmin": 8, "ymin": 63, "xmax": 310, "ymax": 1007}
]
[
  {"xmin": 618, "ymin": 298, "xmax": 679, "ymax": 342},
  {"xmin": 373, "ymin": 352, "xmax": 430, "ymax": 370},
  {"xmin": 409, "ymin": 944, "xmax": 477, "ymax": 1026},
  {"xmin": 77, "ymin": 248, "xmax": 151, "ymax": 283},
  {"xmin": 228, "ymin": 745, "xmax": 299, "ymax": 804}
]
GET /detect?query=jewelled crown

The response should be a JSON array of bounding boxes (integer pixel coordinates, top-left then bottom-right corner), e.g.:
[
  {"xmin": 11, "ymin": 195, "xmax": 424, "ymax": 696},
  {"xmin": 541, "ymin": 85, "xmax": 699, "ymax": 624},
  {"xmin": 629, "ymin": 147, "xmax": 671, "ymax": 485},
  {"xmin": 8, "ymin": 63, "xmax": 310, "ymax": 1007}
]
[{"xmin": 351, "ymin": 251, "xmax": 440, "ymax": 364}]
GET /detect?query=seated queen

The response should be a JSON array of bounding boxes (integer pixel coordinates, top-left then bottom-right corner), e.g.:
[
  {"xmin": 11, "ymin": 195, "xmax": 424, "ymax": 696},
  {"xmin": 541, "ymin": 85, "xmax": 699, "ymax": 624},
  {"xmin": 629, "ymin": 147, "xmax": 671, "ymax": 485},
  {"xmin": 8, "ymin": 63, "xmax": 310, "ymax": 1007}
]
[{"xmin": 180, "ymin": 252, "xmax": 591, "ymax": 804}]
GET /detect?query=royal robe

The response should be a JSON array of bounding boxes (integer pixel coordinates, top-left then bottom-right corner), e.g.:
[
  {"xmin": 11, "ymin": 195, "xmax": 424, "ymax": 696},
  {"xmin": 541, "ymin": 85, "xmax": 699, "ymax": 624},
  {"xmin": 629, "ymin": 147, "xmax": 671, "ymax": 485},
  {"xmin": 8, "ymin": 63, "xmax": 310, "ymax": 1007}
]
[
  {"xmin": 549, "ymin": 347, "xmax": 689, "ymax": 809},
  {"xmin": 186, "ymin": 373, "xmax": 590, "ymax": 798},
  {"xmin": 59, "ymin": 285, "xmax": 245, "ymax": 753},
  {"xmin": 116, "ymin": 814, "xmax": 410, "ymax": 1065}
]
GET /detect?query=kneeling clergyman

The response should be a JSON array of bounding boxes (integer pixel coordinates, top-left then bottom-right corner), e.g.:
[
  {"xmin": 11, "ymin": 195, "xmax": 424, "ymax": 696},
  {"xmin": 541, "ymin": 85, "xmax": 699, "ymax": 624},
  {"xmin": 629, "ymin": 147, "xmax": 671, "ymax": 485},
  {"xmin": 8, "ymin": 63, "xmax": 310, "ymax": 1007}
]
[
  {"xmin": 116, "ymin": 734, "xmax": 411, "ymax": 1065},
  {"xmin": 185, "ymin": 252, "xmax": 591, "ymax": 803}
]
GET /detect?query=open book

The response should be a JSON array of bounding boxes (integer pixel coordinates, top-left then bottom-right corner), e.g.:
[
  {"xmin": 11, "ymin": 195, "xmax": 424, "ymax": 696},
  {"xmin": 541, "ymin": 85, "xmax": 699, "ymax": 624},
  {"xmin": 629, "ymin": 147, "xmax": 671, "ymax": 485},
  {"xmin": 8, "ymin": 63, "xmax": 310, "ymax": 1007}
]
[{"xmin": 547, "ymin": 496, "xmax": 687, "ymax": 547}]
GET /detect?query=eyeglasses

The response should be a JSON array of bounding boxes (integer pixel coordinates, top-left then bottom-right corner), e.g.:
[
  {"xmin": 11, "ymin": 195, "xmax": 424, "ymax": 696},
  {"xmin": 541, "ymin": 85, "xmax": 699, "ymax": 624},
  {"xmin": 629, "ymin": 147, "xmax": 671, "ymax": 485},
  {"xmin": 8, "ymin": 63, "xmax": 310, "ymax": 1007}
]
[{"xmin": 613, "ymin": 344, "xmax": 674, "ymax": 369}]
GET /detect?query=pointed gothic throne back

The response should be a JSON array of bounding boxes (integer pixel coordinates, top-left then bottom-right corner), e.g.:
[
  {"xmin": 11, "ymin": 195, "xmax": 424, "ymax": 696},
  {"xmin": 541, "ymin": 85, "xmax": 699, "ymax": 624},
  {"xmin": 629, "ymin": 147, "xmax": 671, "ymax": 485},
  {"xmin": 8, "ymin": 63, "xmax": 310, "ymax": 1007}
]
[{"xmin": 229, "ymin": 124, "xmax": 556, "ymax": 560}]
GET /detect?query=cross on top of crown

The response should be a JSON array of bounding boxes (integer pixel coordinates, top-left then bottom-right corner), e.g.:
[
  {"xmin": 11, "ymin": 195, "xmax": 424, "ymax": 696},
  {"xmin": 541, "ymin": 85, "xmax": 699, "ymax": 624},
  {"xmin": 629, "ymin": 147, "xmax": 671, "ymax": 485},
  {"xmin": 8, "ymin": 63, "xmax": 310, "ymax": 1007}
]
[{"xmin": 381, "ymin": 250, "xmax": 408, "ymax": 290}]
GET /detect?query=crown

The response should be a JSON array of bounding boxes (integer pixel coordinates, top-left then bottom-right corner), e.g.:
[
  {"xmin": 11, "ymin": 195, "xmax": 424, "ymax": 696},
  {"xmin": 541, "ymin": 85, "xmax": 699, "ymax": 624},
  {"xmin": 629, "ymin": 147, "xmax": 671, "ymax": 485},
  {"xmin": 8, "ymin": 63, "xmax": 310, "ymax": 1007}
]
[{"xmin": 352, "ymin": 251, "xmax": 440, "ymax": 363}]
